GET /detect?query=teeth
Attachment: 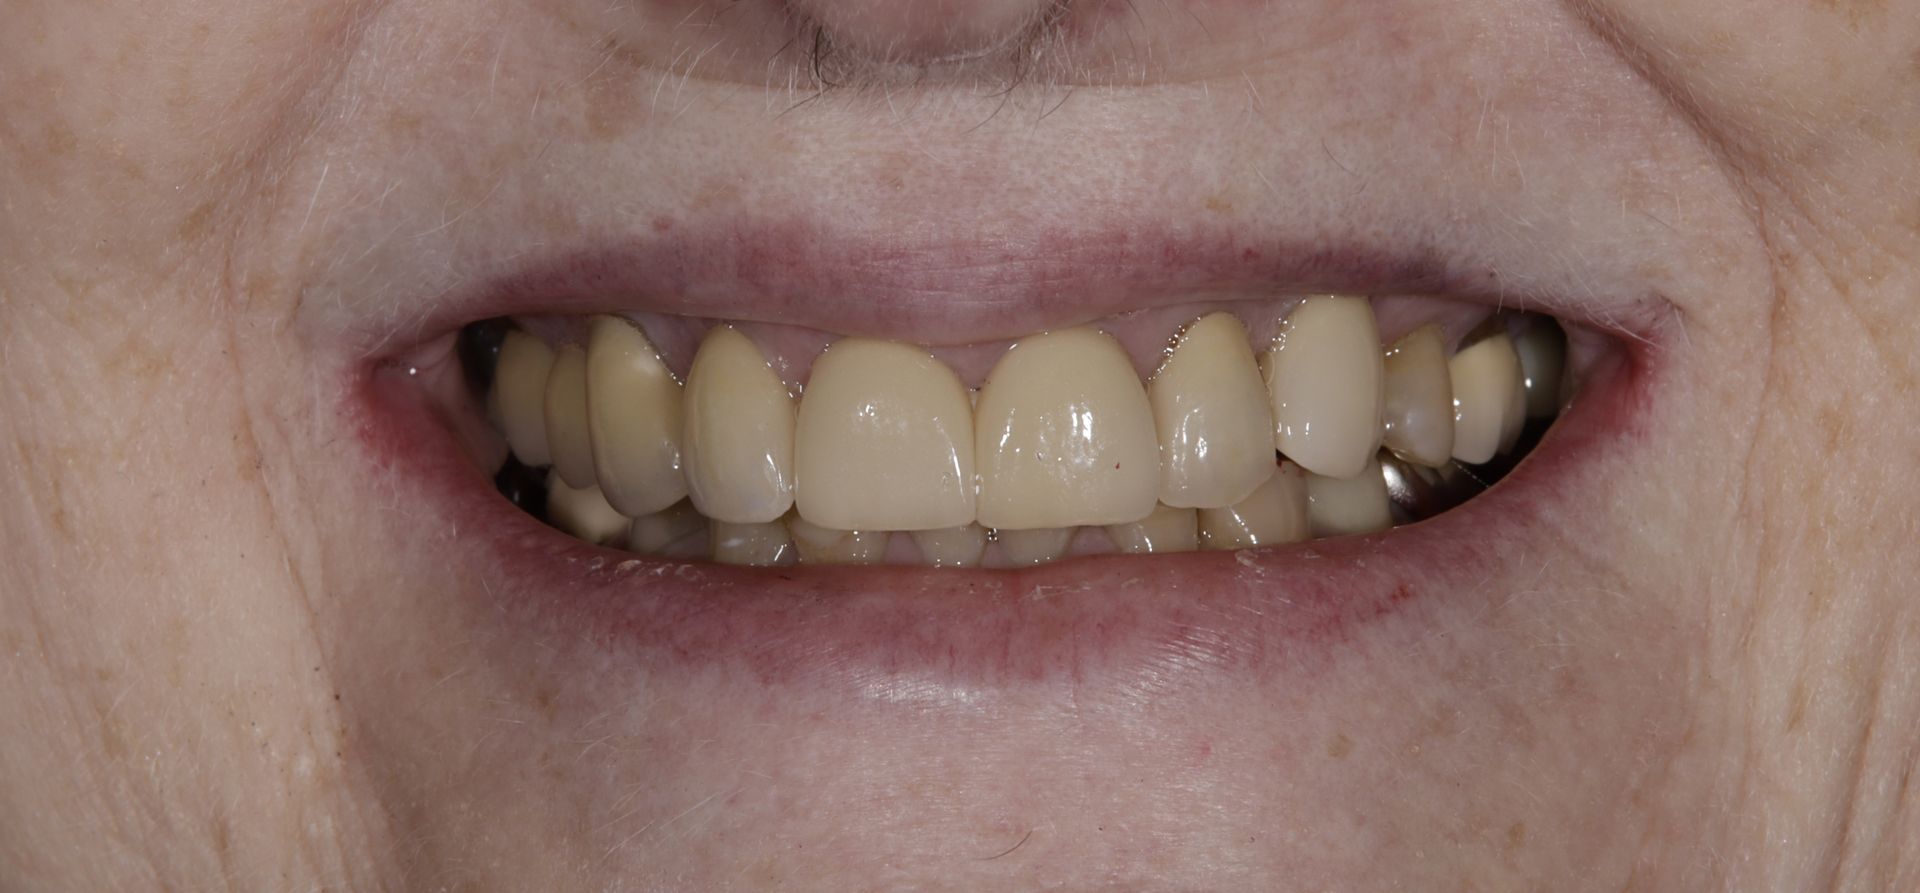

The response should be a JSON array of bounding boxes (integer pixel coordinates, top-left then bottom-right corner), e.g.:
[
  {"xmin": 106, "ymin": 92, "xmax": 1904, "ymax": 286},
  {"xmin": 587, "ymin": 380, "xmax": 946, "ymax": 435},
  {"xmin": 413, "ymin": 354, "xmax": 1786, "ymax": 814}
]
[
  {"xmin": 682, "ymin": 327, "xmax": 797, "ymax": 524},
  {"xmin": 711, "ymin": 520, "xmax": 796, "ymax": 566},
  {"xmin": 494, "ymin": 330, "xmax": 557, "ymax": 468},
  {"xmin": 1380, "ymin": 325, "xmax": 1455, "ymax": 468},
  {"xmin": 1106, "ymin": 503, "xmax": 1200, "ymax": 554},
  {"xmin": 1306, "ymin": 461, "xmax": 1394, "ymax": 537},
  {"xmin": 974, "ymin": 328, "xmax": 1160, "ymax": 529},
  {"xmin": 1447, "ymin": 332, "xmax": 1524, "ymax": 465},
  {"xmin": 1379, "ymin": 453, "xmax": 1485, "ymax": 523},
  {"xmin": 911, "ymin": 524, "xmax": 989, "ymax": 568},
  {"xmin": 1150, "ymin": 313, "xmax": 1277, "ymax": 509},
  {"xmin": 1498, "ymin": 360, "xmax": 1528, "ymax": 456},
  {"xmin": 543, "ymin": 345, "xmax": 597, "ymax": 489},
  {"xmin": 627, "ymin": 500, "xmax": 707, "ymax": 557},
  {"xmin": 1265, "ymin": 296, "xmax": 1385, "ymax": 479},
  {"xmin": 587, "ymin": 316, "xmax": 689, "ymax": 517},
  {"xmin": 994, "ymin": 527, "xmax": 1077, "ymax": 566},
  {"xmin": 546, "ymin": 473, "xmax": 631, "ymax": 547},
  {"xmin": 1198, "ymin": 461, "xmax": 1312, "ymax": 550},
  {"xmin": 795, "ymin": 339, "xmax": 976, "ymax": 531},
  {"xmin": 788, "ymin": 515, "xmax": 890, "ymax": 565},
  {"xmin": 1512, "ymin": 317, "xmax": 1568, "ymax": 420}
]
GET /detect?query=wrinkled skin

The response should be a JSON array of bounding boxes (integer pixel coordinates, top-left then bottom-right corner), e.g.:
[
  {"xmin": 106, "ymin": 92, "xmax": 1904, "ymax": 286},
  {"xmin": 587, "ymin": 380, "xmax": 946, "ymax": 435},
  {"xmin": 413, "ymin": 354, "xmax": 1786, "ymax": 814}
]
[{"xmin": 3, "ymin": 0, "xmax": 1918, "ymax": 888}]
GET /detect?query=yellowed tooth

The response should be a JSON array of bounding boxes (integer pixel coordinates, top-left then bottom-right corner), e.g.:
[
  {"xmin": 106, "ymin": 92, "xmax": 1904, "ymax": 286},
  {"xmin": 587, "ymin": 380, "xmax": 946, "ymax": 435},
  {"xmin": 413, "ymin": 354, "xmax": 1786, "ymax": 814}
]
[
  {"xmin": 1512, "ymin": 317, "xmax": 1567, "ymax": 420},
  {"xmin": 1198, "ymin": 461, "xmax": 1312, "ymax": 550},
  {"xmin": 1381, "ymin": 324, "xmax": 1455, "ymax": 468},
  {"xmin": 495, "ymin": 329, "xmax": 556, "ymax": 467},
  {"xmin": 974, "ymin": 328, "xmax": 1160, "ymax": 529},
  {"xmin": 1106, "ymin": 503, "xmax": 1200, "ymax": 554},
  {"xmin": 627, "ymin": 500, "xmax": 706, "ymax": 556},
  {"xmin": 1448, "ymin": 332, "xmax": 1524, "ymax": 464},
  {"xmin": 994, "ymin": 527, "xmax": 1076, "ymax": 566},
  {"xmin": 682, "ymin": 326, "xmax": 796, "ymax": 524},
  {"xmin": 711, "ymin": 520, "xmax": 795, "ymax": 566},
  {"xmin": 910, "ymin": 524, "xmax": 989, "ymax": 568},
  {"xmin": 788, "ymin": 514, "xmax": 889, "ymax": 565},
  {"xmin": 1265, "ymin": 296, "xmax": 1385, "ymax": 479},
  {"xmin": 795, "ymin": 339, "xmax": 975, "ymax": 531},
  {"xmin": 543, "ymin": 345, "xmax": 596, "ymax": 488},
  {"xmin": 1150, "ymin": 313, "xmax": 1276, "ymax": 509},
  {"xmin": 1306, "ymin": 461, "xmax": 1394, "ymax": 537},
  {"xmin": 546, "ymin": 472, "xmax": 630, "ymax": 547},
  {"xmin": 587, "ymin": 316, "xmax": 688, "ymax": 517}
]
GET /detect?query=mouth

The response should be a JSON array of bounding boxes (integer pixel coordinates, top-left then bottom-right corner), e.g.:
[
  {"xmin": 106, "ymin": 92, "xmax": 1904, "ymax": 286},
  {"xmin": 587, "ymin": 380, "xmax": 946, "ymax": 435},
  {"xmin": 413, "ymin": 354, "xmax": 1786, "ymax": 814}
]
[{"xmin": 354, "ymin": 222, "xmax": 1659, "ymax": 691}]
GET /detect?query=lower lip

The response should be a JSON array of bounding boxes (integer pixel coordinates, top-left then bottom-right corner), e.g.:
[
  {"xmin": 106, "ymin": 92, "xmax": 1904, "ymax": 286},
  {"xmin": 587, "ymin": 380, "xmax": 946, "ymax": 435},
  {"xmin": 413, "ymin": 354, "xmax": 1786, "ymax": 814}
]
[{"xmin": 353, "ymin": 345, "xmax": 1646, "ymax": 694}]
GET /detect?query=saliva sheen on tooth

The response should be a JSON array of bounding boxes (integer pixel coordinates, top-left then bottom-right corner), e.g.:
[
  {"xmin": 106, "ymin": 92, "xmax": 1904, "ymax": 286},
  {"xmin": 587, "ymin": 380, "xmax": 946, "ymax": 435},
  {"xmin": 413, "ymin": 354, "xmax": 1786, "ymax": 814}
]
[{"xmin": 461, "ymin": 296, "xmax": 1569, "ymax": 568}]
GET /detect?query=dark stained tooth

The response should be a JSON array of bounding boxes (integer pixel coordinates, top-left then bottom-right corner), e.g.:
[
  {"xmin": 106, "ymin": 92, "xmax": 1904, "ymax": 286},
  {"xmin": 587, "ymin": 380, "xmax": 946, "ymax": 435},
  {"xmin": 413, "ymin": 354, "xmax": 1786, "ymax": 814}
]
[
  {"xmin": 1379, "ymin": 452, "xmax": 1487, "ymax": 524},
  {"xmin": 1510, "ymin": 315, "xmax": 1568, "ymax": 420},
  {"xmin": 458, "ymin": 318, "xmax": 513, "ymax": 396},
  {"xmin": 494, "ymin": 454, "xmax": 549, "ymax": 521}
]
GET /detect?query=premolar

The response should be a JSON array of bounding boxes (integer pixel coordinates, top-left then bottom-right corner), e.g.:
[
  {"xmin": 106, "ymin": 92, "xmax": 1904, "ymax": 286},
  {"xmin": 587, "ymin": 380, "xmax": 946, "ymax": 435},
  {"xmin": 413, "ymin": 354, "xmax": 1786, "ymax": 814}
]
[
  {"xmin": 974, "ymin": 328, "xmax": 1160, "ymax": 530},
  {"xmin": 1150, "ymin": 312, "xmax": 1277, "ymax": 509},
  {"xmin": 1448, "ymin": 332, "xmax": 1524, "ymax": 465},
  {"xmin": 1381, "ymin": 325, "xmax": 1455, "ymax": 468},
  {"xmin": 587, "ymin": 316, "xmax": 688, "ymax": 517},
  {"xmin": 795, "ymin": 338, "xmax": 976, "ymax": 531},
  {"xmin": 543, "ymin": 345, "xmax": 596, "ymax": 489},
  {"xmin": 494, "ymin": 330, "xmax": 556, "ymax": 468}
]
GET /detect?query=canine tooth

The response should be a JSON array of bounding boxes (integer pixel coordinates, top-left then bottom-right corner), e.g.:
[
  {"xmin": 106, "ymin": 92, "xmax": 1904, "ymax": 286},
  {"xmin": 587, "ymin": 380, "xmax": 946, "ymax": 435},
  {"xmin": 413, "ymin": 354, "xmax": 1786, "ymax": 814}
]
[
  {"xmin": 994, "ymin": 527, "xmax": 1076, "ymax": 566},
  {"xmin": 1265, "ymin": 296, "xmax": 1385, "ymax": 479},
  {"xmin": 627, "ymin": 500, "xmax": 707, "ymax": 556},
  {"xmin": 495, "ymin": 330, "xmax": 556, "ymax": 467},
  {"xmin": 546, "ymin": 473, "xmax": 630, "ymax": 547},
  {"xmin": 1381, "ymin": 325, "xmax": 1455, "ymax": 468},
  {"xmin": 1512, "ymin": 316, "xmax": 1568, "ymax": 420},
  {"xmin": 711, "ymin": 520, "xmax": 796, "ymax": 566},
  {"xmin": 795, "ymin": 339, "xmax": 975, "ymax": 531},
  {"xmin": 1306, "ymin": 462, "xmax": 1394, "ymax": 537},
  {"xmin": 683, "ymin": 327, "xmax": 796, "ymax": 524},
  {"xmin": 911, "ymin": 525, "xmax": 989, "ymax": 568},
  {"xmin": 1150, "ymin": 313, "xmax": 1277, "ymax": 508},
  {"xmin": 1106, "ymin": 504, "xmax": 1200, "ymax": 554},
  {"xmin": 1198, "ymin": 462, "xmax": 1311, "ymax": 550},
  {"xmin": 974, "ymin": 328, "xmax": 1160, "ymax": 529},
  {"xmin": 587, "ymin": 316, "xmax": 688, "ymax": 516},
  {"xmin": 543, "ymin": 345, "xmax": 596, "ymax": 488},
  {"xmin": 1448, "ymin": 333, "xmax": 1524, "ymax": 464},
  {"xmin": 788, "ymin": 515, "xmax": 889, "ymax": 565}
]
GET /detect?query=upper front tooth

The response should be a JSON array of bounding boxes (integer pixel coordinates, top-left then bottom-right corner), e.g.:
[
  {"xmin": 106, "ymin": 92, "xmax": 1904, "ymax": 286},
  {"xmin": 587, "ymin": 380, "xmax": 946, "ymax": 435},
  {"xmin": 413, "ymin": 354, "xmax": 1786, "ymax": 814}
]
[
  {"xmin": 974, "ymin": 328, "xmax": 1160, "ymax": 529},
  {"xmin": 1150, "ymin": 313, "xmax": 1277, "ymax": 509},
  {"xmin": 1448, "ymin": 332, "xmax": 1524, "ymax": 465},
  {"xmin": 1265, "ymin": 296, "xmax": 1386, "ymax": 479},
  {"xmin": 682, "ymin": 327, "xmax": 796, "ymax": 524},
  {"xmin": 494, "ymin": 329, "xmax": 556, "ymax": 468},
  {"xmin": 795, "ymin": 339, "xmax": 975, "ymax": 531},
  {"xmin": 1381, "ymin": 324, "xmax": 1455, "ymax": 468},
  {"xmin": 1198, "ymin": 461, "xmax": 1311, "ymax": 550},
  {"xmin": 1305, "ymin": 460, "xmax": 1394, "ymax": 537},
  {"xmin": 587, "ymin": 316, "xmax": 689, "ymax": 517},
  {"xmin": 543, "ymin": 345, "xmax": 597, "ymax": 489}
]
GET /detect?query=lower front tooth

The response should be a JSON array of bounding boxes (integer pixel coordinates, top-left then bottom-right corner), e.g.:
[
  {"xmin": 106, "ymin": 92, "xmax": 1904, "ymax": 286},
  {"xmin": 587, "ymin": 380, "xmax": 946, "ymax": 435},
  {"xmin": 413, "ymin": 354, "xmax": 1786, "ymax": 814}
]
[
  {"xmin": 711, "ymin": 520, "xmax": 796, "ymax": 566},
  {"xmin": 1198, "ymin": 462, "xmax": 1311, "ymax": 550},
  {"xmin": 546, "ymin": 473, "xmax": 631, "ymax": 547},
  {"xmin": 1448, "ymin": 332, "xmax": 1524, "ymax": 465},
  {"xmin": 1306, "ymin": 461, "xmax": 1394, "ymax": 537},
  {"xmin": 494, "ymin": 330, "xmax": 556, "ymax": 468},
  {"xmin": 1106, "ymin": 504, "xmax": 1200, "ymax": 554},
  {"xmin": 787, "ymin": 515, "xmax": 889, "ymax": 565},
  {"xmin": 627, "ymin": 500, "xmax": 708, "ymax": 556},
  {"xmin": 994, "ymin": 527, "xmax": 1076, "ymax": 566},
  {"xmin": 543, "ymin": 345, "xmax": 597, "ymax": 489},
  {"xmin": 911, "ymin": 524, "xmax": 989, "ymax": 568}
]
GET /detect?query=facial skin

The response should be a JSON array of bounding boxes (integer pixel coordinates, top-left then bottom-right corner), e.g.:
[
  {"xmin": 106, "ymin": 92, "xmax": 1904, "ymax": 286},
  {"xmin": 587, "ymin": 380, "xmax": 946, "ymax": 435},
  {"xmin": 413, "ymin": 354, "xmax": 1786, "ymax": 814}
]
[{"xmin": 2, "ymin": 0, "xmax": 1918, "ymax": 887}]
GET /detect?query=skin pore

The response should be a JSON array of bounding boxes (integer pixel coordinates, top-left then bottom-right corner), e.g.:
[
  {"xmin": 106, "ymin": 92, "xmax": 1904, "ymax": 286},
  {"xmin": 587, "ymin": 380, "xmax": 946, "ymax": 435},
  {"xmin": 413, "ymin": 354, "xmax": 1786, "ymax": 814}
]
[{"xmin": 1, "ymin": 0, "xmax": 1917, "ymax": 888}]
